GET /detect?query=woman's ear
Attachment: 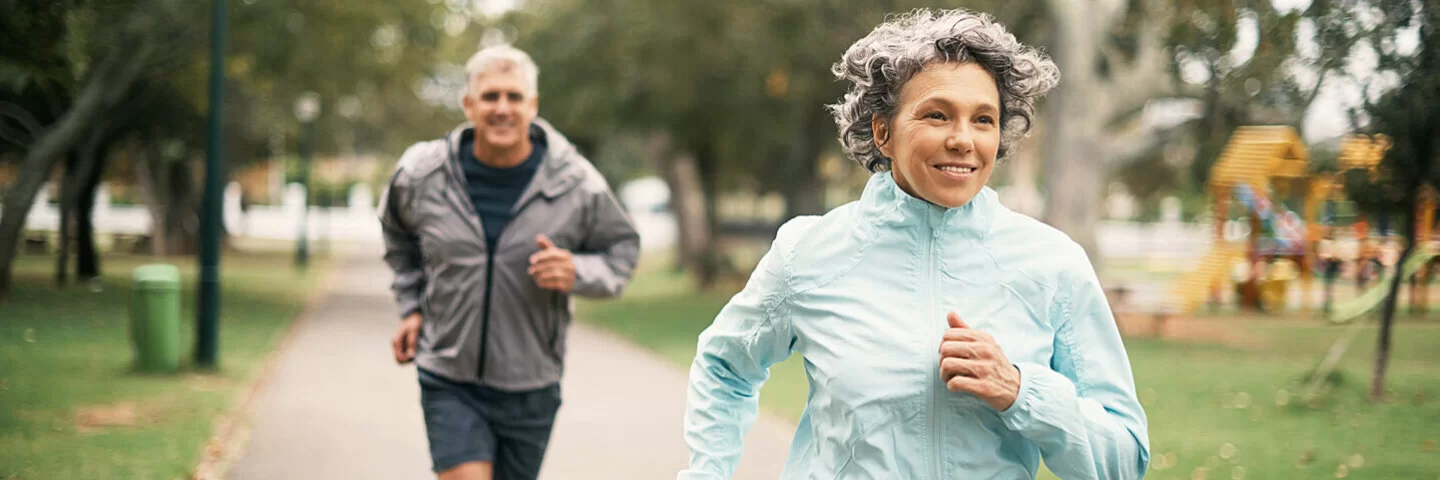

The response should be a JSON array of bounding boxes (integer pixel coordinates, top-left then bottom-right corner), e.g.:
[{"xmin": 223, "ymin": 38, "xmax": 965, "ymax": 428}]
[{"xmin": 871, "ymin": 113, "xmax": 891, "ymax": 158}]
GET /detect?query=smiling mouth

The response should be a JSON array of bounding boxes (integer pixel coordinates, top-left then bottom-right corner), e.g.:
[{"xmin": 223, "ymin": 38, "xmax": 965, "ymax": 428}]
[{"xmin": 936, "ymin": 165, "xmax": 977, "ymax": 174}]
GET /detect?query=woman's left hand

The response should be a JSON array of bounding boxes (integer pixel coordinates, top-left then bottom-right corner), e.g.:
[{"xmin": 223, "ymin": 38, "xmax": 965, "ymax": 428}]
[{"xmin": 938, "ymin": 312, "xmax": 1021, "ymax": 411}]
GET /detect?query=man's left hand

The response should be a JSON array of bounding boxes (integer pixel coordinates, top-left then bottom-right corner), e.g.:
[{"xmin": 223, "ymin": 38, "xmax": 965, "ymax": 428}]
[
  {"xmin": 529, "ymin": 234, "xmax": 576, "ymax": 293},
  {"xmin": 938, "ymin": 312, "xmax": 1022, "ymax": 411}
]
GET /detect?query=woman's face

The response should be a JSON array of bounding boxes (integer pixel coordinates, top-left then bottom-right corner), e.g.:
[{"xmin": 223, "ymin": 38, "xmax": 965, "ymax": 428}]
[{"xmin": 873, "ymin": 62, "xmax": 1001, "ymax": 208}]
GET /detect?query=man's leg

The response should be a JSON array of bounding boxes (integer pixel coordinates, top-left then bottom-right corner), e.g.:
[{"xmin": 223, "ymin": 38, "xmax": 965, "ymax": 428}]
[
  {"xmin": 490, "ymin": 384, "xmax": 563, "ymax": 480},
  {"xmin": 438, "ymin": 461, "xmax": 493, "ymax": 480},
  {"xmin": 419, "ymin": 369, "xmax": 499, "ymax": 479}
]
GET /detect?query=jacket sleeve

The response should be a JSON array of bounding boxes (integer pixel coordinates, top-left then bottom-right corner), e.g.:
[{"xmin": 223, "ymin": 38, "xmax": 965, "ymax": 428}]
[
  {"xmin": 570, "ymin": 184, "xmax": 640, "ymax": 298},
  {"xmin": 998, "ymin": 257, "xmax": 1150, "ymax": 479},
  {"xmin": 678, "ymin": 235, "xmax": 794, "ymax": 480},
  {"xmin": 378, "ymin": 170, "xmax": 426, "ymax": 319}
]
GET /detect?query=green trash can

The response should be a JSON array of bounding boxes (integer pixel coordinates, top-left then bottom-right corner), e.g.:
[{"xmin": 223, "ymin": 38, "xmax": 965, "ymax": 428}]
[{"xmin": 131, "ymin": 264, "xmax": 181, "ymax": 373}]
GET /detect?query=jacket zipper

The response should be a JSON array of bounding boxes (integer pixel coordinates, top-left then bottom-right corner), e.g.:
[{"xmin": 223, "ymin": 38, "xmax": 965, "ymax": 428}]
[
  {"xmin": 549, "ymin": 292, "xmax": 562, "ymax": 352},
  {"xmin": 443, "ymin": 134, "xmax": 502, "ymax": 383},
  {"xmin": 477, "ymin": 249, "xmax": 497, "ymax": 380},
  {"xmin": 447, "ymin": 132, "xmax": 563, "ymax": 383},
  {"xmin": 927, "ymin": 213, "xmax": 943, "ymax": 480}
]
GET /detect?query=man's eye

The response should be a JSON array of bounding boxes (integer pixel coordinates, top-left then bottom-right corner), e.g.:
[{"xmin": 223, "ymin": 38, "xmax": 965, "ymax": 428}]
[
  {"xmin": 481, "ymin": 92, "xmax": 500, "ymax": 101},
  {"xmin": 507, "ymin": 93, "xmax": 524, "ymax": 102}
]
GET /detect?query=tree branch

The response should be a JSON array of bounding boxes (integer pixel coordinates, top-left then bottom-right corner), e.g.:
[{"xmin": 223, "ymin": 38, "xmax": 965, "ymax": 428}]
[
  {"xmin": 1300, "ymin": 59, "xmax": 1338, "ymax": 112},
  {"xmin": 0, "ymin": 102, "xmax": 44, "ymax": 137},
  {"xmin": 1107, "ymin": 117, "xmax": 1202, "ymax": 166},
  {"xmin": 1098, "ymin": 7, "xmax": 1177, "ymax": 120},
  {"xmin": 0, "ymin": 119, "xmax": 31, "ymax": 148}
]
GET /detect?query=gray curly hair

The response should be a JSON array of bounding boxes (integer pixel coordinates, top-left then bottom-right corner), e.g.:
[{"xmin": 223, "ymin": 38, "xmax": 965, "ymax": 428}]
[{"xmin": 829, "ymin": 9, "xmax": 1060, "ymax": 172}]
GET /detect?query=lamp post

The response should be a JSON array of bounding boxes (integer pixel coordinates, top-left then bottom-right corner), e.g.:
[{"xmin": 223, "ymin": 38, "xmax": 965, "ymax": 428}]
[
  {"xmin": 293, "ymin": 92, "xmax": 320, "ymax": 270},
  {"xmin": 196, "ymin": 0, "xmax": 228, "ymax": 368}
]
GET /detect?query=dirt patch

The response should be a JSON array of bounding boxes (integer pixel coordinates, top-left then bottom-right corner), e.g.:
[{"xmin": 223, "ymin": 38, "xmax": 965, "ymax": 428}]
[
  {"xmin": 74, "ymin": 402, "xmax": 141, "ymax": 433},
  {"xmin": 1115, "ymin": 311, "xmax": 1271, "ymax": 349},
  {"xmin": 73, "ymin": 398, "xmax": 182, "ymax": 434}
]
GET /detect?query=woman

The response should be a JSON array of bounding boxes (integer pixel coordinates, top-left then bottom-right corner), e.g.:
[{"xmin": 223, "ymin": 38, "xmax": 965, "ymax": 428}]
[{"xmin": 679, "ymin": 9, "xmax": 1149, "ymax": 480}]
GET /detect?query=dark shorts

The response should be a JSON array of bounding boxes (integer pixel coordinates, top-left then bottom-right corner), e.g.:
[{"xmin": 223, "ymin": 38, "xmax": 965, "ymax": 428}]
[{"xmin": 417, "ymin": 368, "xmax": 562, "ymax": 478}]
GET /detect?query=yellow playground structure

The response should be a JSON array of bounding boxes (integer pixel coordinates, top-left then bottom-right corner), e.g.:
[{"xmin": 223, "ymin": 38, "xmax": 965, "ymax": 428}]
[{"xmin": 1164, "ymin": 126, "xmax": 1436, "ymax": 321}]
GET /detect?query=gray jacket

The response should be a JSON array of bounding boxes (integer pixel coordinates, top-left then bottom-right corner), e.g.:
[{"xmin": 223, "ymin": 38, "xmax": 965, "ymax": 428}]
[{"xmin": 379, "ymin": 119, "xmax": 639, "ymax": 390}]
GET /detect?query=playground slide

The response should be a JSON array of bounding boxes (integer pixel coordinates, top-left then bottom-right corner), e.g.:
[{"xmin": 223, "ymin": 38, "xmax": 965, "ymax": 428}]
[
  {"xmin": 1233, "ymin": 183, "xmax": 1307, "ymax": 251},
  {"xmin": 1165, "ymin": 242, "xmax": 1246, "ymax": 314},
  {"xmin": 1327, "ymin": 249, "xmax": 1439, "ymax": 324}
]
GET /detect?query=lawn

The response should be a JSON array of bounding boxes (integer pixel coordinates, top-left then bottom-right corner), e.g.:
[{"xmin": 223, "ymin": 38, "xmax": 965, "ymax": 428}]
[
  {"xmin": 580, "ymin": 261, "xmax": 1440, "ymax": 479},
  {"xmin": 0, "ymin": 252, "xmax": 328, "ymax": 480}
]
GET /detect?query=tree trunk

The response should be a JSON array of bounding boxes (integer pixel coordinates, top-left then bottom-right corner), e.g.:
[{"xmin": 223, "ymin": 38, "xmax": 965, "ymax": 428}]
[
  {"xmin": 134, "ymin": 139, "xmax": 169, "ymax": 255},
  {"xmin": 133, "ymin": 140, "xmax": 200, "ymax": 257},
  {"xmin": 1372, "ymin": 205, "xmax": 1416, "ymax": 401},
  {"xmin": 1040, "ymin": 1, "xmax": 1105, "ymax": 261},
  {"xmin": 76, "ymin": 145, "xmax": 106, "ymax": 280},
  {"xmin": 54, "ymin": 128, "xmax": 109, "ymax": 285},
  {"xmin": 159, "ymin": 160, "xmax": 200, "ymax": 256},
  {"xmin": 694, "ymin": 139, "xmax": 722, "ymax": 289},
  {"xmin": 1037, "ymin": 0, "xmax": 1176, "ymax": 263},
  {"xmin": 55, "ymin": 151, "xmax": 79, "ymax": 287},
  {"xmin": 782, "ymin": 106, "xmax": 830, "ymax": 220},
  {"xmin": 661, "ymin": 152, "xmax": 710, "ymax": 281},
  {"xmin": 0, "ymin": 46, "xmax": 153, "ymax": 298}
]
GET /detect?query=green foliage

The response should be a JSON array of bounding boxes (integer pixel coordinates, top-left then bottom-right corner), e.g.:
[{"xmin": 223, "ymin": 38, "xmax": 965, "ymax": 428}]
[
  {"xmin": 0, "ymin": 0, "xmax": 464, "ymax": 172},
  {"xmin": 1347, "ymin": 0, "xmax": 1438, "ymax": 219},
  {"xmin": 1172, "ymin": 0, "xmax": 1365, "ymax": 191},
  {"xmin": 504, "ymin": 0, "xmax": 1034, "ymax": 194},
  {"xmin": 0, "ymin": 252, "xmax": 326, "ymax": 479}
]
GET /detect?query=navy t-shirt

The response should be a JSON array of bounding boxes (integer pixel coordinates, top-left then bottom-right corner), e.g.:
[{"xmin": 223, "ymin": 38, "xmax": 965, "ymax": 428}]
[{"xmin": 458, "ymin": 126, "xmax": 547, "ymax": 250}]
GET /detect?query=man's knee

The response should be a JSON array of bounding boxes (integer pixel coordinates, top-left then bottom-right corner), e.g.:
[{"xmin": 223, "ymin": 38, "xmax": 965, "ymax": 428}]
[{"xmin": 438, "ymin": 461, "xmax": 493, "ymax": 480}]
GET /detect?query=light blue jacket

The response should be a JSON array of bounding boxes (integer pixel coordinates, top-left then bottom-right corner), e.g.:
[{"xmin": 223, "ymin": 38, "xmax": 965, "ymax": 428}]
[{"xmin": 681, "ymin": 173, "xmax": 1149, "ymax": 479}]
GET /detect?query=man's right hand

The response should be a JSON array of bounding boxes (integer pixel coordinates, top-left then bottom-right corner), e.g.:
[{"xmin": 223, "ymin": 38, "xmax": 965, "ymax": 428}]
[{"xmin": 392, "ymin": 313, "xmax": 423, "ymax": 364}]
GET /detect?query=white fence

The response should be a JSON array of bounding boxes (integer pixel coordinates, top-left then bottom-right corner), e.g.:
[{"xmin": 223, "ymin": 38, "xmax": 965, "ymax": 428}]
[
  {"xmin": 19, "ymin": 182, "xmax": 383, "ymax": 244},
  {"xmin": 16, "ymin": 180, "xmax": 1212, "ymax": 260}
]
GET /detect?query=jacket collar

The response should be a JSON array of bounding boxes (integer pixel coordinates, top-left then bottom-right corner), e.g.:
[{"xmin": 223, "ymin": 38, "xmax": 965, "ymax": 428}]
[
  {"xmin": 859, "ymin": 171, "xmax": 997, "ymax": 240},
  {"xmin": 443, "ymin": 117, "xmax": 585, "ymax": 201}
]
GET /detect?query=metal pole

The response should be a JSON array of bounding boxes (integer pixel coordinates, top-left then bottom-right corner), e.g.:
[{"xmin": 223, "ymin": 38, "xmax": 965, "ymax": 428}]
[
  {"xmin": 197, "ymin": 0, "xmax": 228, "ymax": 368},
  {"xmin": 295, "ymin": 120, "xmax": 312, "ymax": 270}
]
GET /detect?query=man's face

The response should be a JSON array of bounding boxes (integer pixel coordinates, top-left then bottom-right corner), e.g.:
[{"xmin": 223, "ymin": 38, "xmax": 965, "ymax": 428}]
[{"xmin": 461, "ymin": 64, "xmax": 538, "ymax": 151}]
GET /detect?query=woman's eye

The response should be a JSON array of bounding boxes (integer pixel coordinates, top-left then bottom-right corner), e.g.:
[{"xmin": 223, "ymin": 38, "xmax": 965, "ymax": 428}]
[
  {"xmin": 977, "ymin": 115, "xmax": 996, "ymax": 125},
  {"xmin": 924, "ymin": 111, "xmax": 947, "ymax": 121}
]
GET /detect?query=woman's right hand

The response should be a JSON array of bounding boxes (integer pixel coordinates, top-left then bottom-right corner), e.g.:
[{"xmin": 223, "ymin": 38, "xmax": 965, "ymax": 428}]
[{"xmin": 391, "ymin": 313, "xmax": 423, "ymax": 364}]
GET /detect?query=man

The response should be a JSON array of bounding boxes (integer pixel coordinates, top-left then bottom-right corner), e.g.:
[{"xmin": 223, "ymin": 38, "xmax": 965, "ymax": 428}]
[{"xmin": 379, "ymin": 44, "xmax": 639, "ymax": 480}]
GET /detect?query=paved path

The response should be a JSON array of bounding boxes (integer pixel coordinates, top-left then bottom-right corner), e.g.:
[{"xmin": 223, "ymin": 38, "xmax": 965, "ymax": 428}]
[{"xmin": 228, "ymin": 254, "xmax": 792, "ymax": 479}]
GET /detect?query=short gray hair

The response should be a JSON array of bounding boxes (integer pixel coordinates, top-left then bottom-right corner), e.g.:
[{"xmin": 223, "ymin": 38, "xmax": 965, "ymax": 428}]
[
  {"xmin": 465, "ymin": 45, "xmax": 540, "ymax": 96},
  {"xmin": 829, "ymin": 9, "xmax": 1060, "ymax": 172}
]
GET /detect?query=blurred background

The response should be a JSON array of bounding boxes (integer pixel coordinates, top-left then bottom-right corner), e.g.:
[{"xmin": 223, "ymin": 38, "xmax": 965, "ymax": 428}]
[{"xmin": 1, "ymin": 0, "xmax": 1438, "ymax": 478}]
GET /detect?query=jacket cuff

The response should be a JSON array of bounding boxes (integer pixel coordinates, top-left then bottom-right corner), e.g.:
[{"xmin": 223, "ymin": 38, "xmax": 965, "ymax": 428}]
[
  {"xmin": 399, "ymin": 306, "xmax": 421, "ymax": 320},
  {"xmin": 571, "ymin": 253, "xmax": 617, "ymax": 298},
  {"xmin": 999, "ymin": 361, "xmax": 1073, "ymax": 434},
  {"xmin": 396, "ymin": 296, "xmax": 422, "ymax": 320}
]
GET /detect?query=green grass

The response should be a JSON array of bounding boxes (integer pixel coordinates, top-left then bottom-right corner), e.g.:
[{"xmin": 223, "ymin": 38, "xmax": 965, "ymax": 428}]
[
  {"xmin": 0, "ymin": 252, "xmax": 328, "ymax": 480},
  {"xmin": 580, "ymin": 262, "xmax": 1440, "ymax": 479}
]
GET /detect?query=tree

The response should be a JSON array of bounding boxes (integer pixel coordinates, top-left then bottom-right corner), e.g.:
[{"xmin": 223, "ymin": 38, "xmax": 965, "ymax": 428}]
[
  {"xmin": 0, "ymin": 0, "xmax": 183, "ymax": 297},
  {"xmin": 1175, "ymin": 0, "xmax": 1368, "ymax": 191},
  {"xmin": 511, "ymin": 0, "xmax": 1044, "ymax": 286},
  {"xmin": 0, "ymin": 0, "xmax": 459, "ymax": 296},
  {"xmin": 1039, "ymin": 0, "xmax": 1369, "ymax": 259},
  {"xmin": 1347, "ymin": 0, "xmax": 1437, "ymax": 401},
  {"xmin": 1037, "ymin": 0, "xmax": 1186, "ymax": 258}
]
